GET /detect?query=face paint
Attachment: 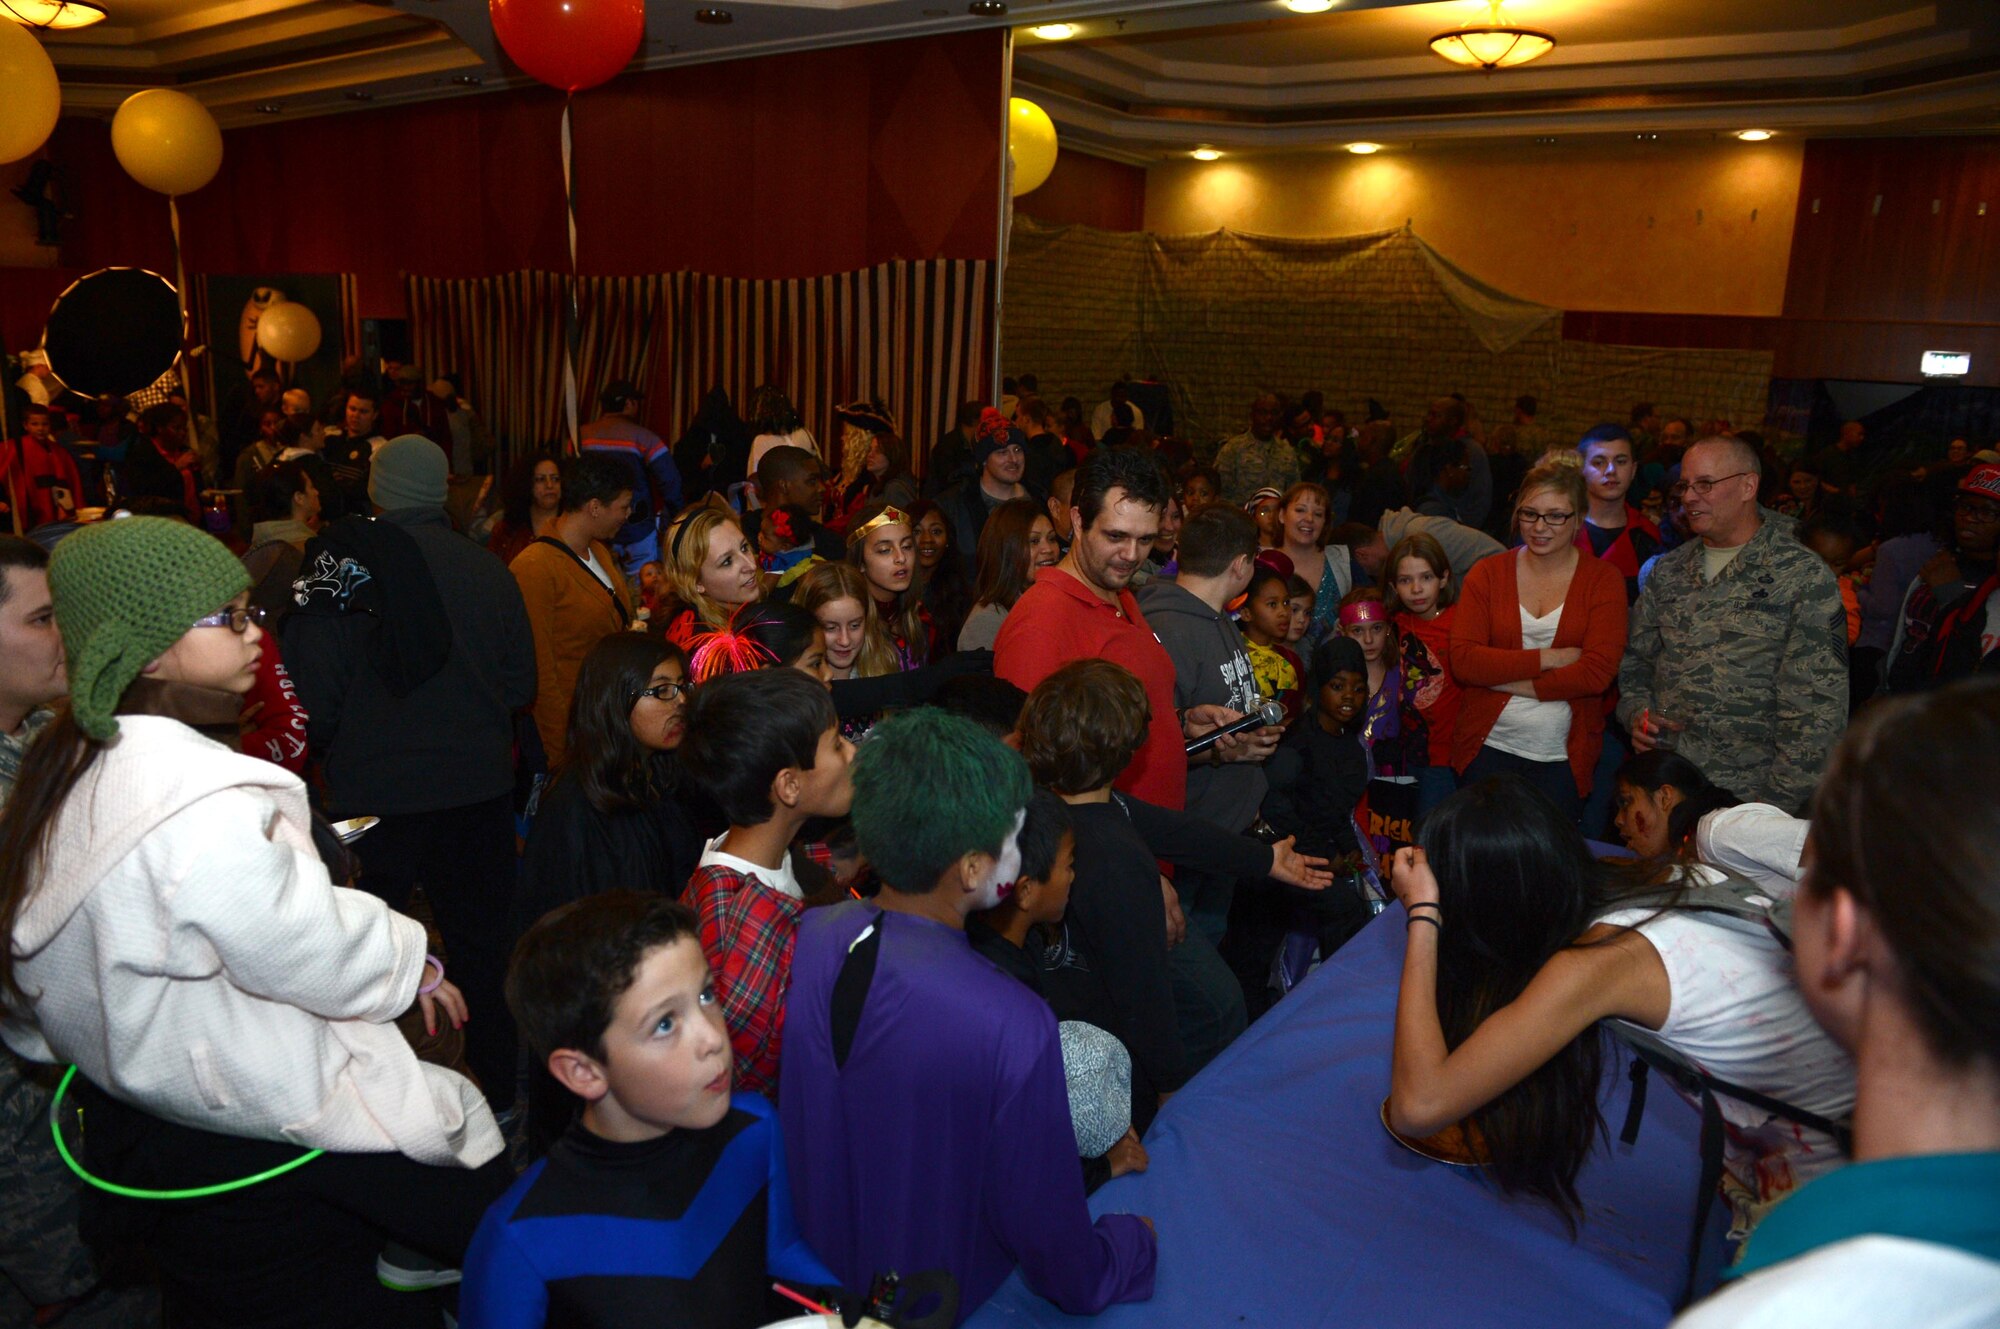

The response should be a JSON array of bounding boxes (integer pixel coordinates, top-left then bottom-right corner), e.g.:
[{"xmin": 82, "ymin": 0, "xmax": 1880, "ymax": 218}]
[{"xmin": 970, "ymin": 808, "xmax": 1027, "ymax": 911}]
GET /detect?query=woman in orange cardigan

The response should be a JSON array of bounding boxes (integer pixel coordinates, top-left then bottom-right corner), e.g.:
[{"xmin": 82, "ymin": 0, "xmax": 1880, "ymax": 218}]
[{"xmin": 1447, "ymin": 460, "xmax": 1627, "ymax": 822}]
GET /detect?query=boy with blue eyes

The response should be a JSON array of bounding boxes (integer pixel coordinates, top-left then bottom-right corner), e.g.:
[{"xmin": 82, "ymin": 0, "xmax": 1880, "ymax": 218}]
[{"xmin": 461, "ymin": 892, "xmax": 837, "ymax": 1329}]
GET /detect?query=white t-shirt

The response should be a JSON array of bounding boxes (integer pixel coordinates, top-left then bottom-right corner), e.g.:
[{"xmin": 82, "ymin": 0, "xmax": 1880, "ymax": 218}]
[
  {"xmin": 582, "ymin": 548, "xmax": 613, "ymax": 591},
  {"xmin": 1673, "ymin": 1235, "xmax": 2000, "ymax": 1329},
  {"xmin": 1697, "ymin": 803, "xmax": 1807, "ymax": 901},
  {"xmin": 1601, "ymin": 881, "xmax": 1855, "ymax": 1212},
  {"xmin": 697, "ymin": 835, "xmax": 802, "ymax": 901},
  {"xmin": 1482, "ymin": 603, "xmax": 1572, "ymax": 763}
]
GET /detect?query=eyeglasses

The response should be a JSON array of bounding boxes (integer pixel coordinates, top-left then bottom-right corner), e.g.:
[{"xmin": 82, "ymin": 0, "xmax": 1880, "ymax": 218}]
[
  {"xmin": 190, "ymin": 605, "xmax": 269, "ymax": 634},
  {"xmin": 1669, "ymin": 472, "xmax": 1754, "ymax": 500},
  {"xmin": 632, "ymin": 680, "xmax": 691, "ymax": 705},
  {"xmin": 1517, "ymin": 508, "xmax": 1576, "ymax": 528},
  {"xmin": 1956, "ymin": 497, "xmax": 2000, "ymax": 525}
]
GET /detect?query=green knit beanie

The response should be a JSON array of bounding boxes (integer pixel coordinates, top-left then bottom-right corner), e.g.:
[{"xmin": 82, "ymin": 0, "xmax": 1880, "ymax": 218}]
[{"xmin": 50, "ymin": 517, "xmax": 251, "ymax": 740}]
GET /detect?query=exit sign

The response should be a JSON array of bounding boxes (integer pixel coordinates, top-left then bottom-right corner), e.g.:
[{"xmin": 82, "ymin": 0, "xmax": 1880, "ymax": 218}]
[{"xmin": 1922, "ymin": 350, "xmax": 1971, "ymax": 377}]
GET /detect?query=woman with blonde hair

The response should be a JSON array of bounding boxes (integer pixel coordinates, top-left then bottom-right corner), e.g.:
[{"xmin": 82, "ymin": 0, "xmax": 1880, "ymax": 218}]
[
  {"xmin": 1448, "ymin": 459, "xmax": 1626, "ymax": 824},
  {"xmin": 792, "ymin": 561, "xmax": 899, "ymax": 682},
  {"xmin": 1276, "ymin": 480, "xmax": 1353, "ymax": 646},
  {"xmin": 656, "ymin": 505, "xmax": 762, "ymax": 648}
]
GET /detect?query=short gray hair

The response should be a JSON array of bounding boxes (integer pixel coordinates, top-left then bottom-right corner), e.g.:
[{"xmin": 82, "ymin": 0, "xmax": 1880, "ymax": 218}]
[{"xmin": 1688, "ymin": 435, "xmax": 1761, "ymax": 478}]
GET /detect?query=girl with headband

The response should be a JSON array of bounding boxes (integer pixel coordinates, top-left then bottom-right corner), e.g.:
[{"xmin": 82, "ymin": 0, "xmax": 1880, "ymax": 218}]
[
  {"xmin": 847, "ymin": 504, "xmax": 933, "ymax": 671},
  {"xmin": 657, "ymin": 505, "xmax": 763, "ymax": 649}
]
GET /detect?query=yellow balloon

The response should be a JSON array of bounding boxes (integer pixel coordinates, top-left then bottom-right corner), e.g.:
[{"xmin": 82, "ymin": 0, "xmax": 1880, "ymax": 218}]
[
  {"xmin": 0, "ymin": 19, "xmax": 60, "ymax": 166},
  {"xmin": 1008, "ymin": 97, "xmax": 1058, "ymax": 197},
  {"xmin": 112, "ymin": 89, "xmax": 223, "ymax": 197},
  {"xmin": 254, "ymin": 300, "xmax": 323, "ymax": 364}
]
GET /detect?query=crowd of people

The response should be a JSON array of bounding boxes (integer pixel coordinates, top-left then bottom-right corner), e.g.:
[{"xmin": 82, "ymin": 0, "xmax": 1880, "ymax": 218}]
[{"xmin": 0, "ymin": 358, "xmax": 1995, "ymax": 1329}]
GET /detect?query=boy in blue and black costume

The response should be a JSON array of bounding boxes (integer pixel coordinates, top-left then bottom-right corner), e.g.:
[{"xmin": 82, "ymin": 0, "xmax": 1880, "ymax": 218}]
[{"xmin": 462, "ymin": 892, "xmax": 838, "ymax": 1329}]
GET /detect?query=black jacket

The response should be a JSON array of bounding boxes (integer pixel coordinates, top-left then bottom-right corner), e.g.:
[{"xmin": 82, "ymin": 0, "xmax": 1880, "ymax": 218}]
[
  {"xmin": 520, "ymin": 770, "xmax": 704, "ymax": 928},
  {"xmin": 284, "ymin": 506, "xmax": 536, "ymax": 816}
]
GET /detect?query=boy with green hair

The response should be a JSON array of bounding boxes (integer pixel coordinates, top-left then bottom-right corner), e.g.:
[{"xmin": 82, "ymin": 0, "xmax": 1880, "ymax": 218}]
[{"xmin": 778, "ymin": 708, "xmax": 1157, "ymax": 1324}]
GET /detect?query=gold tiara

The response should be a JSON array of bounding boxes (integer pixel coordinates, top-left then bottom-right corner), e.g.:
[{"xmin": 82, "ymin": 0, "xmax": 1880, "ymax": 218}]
[{"xmin": 848, "ymin": 505, "xmax": 912, "ymax": 544}]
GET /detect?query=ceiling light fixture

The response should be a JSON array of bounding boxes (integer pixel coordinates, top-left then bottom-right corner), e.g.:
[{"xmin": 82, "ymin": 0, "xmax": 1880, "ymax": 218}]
[
  {"xmin": 1283, "ymin": 0, "xmax": 1335, "ymax": 13},
  {"xmin": 450, "ymin": 74, "xmax": 484, "ymax": 86},
  {"xmin": 1346, "ymin": 141, "xmax": 1381, "ymax": 155},
  {"xmin": 694, "ymin": 8, "xmax": 732, "ymax": 22},
  {"xmin": 1190, "ymin": 146, "xmax": 1222, "ymax": 161},
  {"xmin": 1735, "ymin": 128, "xmax": 1773, "ymax": 141},
  {"xmin": 1429, "ymin": 0, "xmax": 1553, "ymax": 72},
  {"xmin": 256, "ymin": 103, "xmax": 284, "ymax": 114},
  {"xmin": 1028, "ymin": 22, "xmax": 1074, "ymax": 39},
  {"xmin": 345, "ymin": 90, "xmax": 376, "ymax": 102},
  {"xmin": 0, "ymin": 0, "xmax": 107, "ymax": 28},
  {"xmin": 968, "ymin": 1, "xmax": 1007, "ymax": 15}
]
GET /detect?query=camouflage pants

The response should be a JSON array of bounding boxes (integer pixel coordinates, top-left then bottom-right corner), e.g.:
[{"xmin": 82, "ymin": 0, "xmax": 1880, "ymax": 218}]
[{"xmin": 0, "ymin": 1054, "xmax": 157, "ymax": 1327}]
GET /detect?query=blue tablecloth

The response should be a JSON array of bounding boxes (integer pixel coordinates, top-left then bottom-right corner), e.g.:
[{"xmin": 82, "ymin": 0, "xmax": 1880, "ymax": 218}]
[{"xmin": 967, "ymin": 906, "xmax": 1725, "ymax": 1329}]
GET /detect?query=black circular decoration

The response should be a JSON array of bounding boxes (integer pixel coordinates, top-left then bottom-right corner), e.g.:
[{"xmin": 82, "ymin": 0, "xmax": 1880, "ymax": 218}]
[{"xmin": 42, "ymin": 267, "xmax": 183, "ymax": 399}]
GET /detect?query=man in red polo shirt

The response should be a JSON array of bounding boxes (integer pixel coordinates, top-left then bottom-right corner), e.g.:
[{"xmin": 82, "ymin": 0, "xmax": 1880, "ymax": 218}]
[{"xmin": 995, "ymin": 448, "xmax": 1251, "ymax": 813}]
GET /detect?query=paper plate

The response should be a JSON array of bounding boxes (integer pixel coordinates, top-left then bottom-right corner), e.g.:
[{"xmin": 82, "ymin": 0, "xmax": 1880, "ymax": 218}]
[{"xmin": 1380, "ymin": 1098, "xmax": 1487, "ymax": 1167}]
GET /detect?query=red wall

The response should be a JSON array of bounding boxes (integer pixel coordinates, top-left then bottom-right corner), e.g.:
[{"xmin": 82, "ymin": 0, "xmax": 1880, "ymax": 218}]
[
  {"xmin": 1014, "ymin": 149, "xmax": 1146, "ymax": 232},
  {"xmin": 6, "ymin": 30, "xmax": 1001, "ymax": 340}
]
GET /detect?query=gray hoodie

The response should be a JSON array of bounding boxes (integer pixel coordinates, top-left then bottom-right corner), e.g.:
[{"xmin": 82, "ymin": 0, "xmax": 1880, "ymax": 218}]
[{"xmin": 1136, "ymin": 577, "xmax": 1266, "ymax": 831}]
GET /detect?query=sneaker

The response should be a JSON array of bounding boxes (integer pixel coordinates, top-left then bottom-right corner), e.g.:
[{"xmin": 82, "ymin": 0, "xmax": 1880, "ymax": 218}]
[{"xmin": 377, "ymin": 1243, "xmax": 461, "ymax": 1292}]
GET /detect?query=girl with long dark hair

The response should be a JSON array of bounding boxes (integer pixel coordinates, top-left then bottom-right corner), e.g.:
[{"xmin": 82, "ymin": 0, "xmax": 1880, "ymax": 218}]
[
  {"xmin": 484, "ymin": 449, "xmax": 562, "ymax": 567},
  {"xmin": 520, "ymin": 634, "xmax": 704, "ymax": 922},
  {"xmin": 957, "ymin": 497, "xmax": 1060, "ymax": 651},
  {"xmin": 907, "ymin": 498, "xmax": 971, "ymax": 656},
  {"xmin": 1386, "ymin": 775, "xmax": 1853, "ymax": 1236}
]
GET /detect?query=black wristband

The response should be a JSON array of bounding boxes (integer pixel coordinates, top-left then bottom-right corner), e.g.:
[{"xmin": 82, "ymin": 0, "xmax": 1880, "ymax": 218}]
[
  {"xmin": 1405, "ymin": 901, "xmax": 1442, "ymax": 915},
  {"xmin": 1407, "ymin": 914, "xmax": 1441, "ymax": 931}
]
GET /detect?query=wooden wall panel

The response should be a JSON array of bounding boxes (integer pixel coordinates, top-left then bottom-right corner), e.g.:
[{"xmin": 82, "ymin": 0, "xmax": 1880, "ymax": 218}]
[
  {"xmin": 1014, "ymin": 151, "xmax": 1146, "ymax": 232},
  {"xmin": 1784, "ymin": 137, "xmax": 2000, "ymax": 323}
]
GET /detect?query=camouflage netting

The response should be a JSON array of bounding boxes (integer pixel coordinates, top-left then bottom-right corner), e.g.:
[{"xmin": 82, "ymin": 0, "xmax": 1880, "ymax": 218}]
[{"xmin": 1002, "ymin": 216, "xmax": 1773, "ymax": 450}]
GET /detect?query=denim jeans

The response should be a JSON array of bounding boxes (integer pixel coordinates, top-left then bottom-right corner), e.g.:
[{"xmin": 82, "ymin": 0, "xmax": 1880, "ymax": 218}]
[{"xmin": 1463, "ymin": 745, "xmax": 1582, "ymax": 825}]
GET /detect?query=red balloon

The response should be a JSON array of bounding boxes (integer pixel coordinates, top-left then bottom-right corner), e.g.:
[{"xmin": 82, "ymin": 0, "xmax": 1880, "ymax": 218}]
[{"xmin": 490, "ymin": 0, "xmax": 646, "ymax": 94}]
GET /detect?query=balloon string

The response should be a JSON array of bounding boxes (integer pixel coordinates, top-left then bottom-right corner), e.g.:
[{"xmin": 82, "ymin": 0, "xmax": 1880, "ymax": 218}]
[
  {"xmin": 561, "ymin": 97, "xmax": 580, "ymax": 454},
  {"xmin": 168, "ymin": 194, "xmax": 193, "ymax": 404}
]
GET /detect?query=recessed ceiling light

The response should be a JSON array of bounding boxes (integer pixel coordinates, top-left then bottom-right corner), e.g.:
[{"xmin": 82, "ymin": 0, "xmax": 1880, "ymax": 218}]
[
  {"xmin": 1533, "ymin": 136, "xmax": 1557, "ymax": 145},
  {"xmin": 451, "ymin": 74, "xmax": 484, "ymax": 86},
  {"xmin": 1735, "ymin": 128, "xmax": 1773, "ymax": 141},
  {"xmin": 1634, "ymin": 132, "xmax": 1659, "ymax": 141},
  {"xmin": 1190, "ymin": 147, "xmax": 1223, "ymax": 161},
  {"xmin": 255, "ymin": 103, "xmax": 284, "ymax": 114},
  {"xmin": 1028, "ymin": 22, "xmax": 1075, "ymax": 39},
  {"xmin": 968, "ymin": 1, "xmax": 1006, "ymax": 14},
  {"xmin": 345, "ymin": 90, "xmax": 376, "ymax": 102},
  {"xmin": 1284, "ymin": 0, "xmax": 1334, "ymax": 12},
  {"xmin": 1346, "ymin": 141, "xmax": 1382, "ymax": 155},
  {"xmin": 694, "ymin": 7, "xmax": 732, "ymax": 22}
]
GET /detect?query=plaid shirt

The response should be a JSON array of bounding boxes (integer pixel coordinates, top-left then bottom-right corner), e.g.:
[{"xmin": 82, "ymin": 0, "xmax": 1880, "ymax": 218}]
[{"xmin": 689, "ymin": 863, "xmax": 803, "ymax": 1097}]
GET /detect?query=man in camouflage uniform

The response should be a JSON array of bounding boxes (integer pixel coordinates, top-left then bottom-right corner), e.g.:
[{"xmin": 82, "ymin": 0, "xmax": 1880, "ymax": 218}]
[
  {"xmin": 1617, "ymin": 437, "xmax": 1848, "ymax": 814},
  {"xmin": 1215, "ymin": 393, "xmax": 1300, "ymax": 506},
  {"xmin": 0, "ymin": 535, "xmax": 156, "ymax": 1326}
]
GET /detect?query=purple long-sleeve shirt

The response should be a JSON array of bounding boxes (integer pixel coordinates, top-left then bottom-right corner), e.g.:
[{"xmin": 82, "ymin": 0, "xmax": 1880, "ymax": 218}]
[{"xmin": 779, "ymin": 902, "xmax": 1156, "ymax": 1325}]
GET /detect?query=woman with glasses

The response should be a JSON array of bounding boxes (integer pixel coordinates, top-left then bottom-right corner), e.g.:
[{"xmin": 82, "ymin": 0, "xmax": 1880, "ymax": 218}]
[
  {"xmin": 1447, "ymin": 460, "xmax": 1628, "ymax": 823},
  {"xmin": 0, "ymin": 517, "xmax": 512, "ymax": 1326},
  {"xmin": 521, "ymin": 632, "xmax": 705, "ymax": 924}
]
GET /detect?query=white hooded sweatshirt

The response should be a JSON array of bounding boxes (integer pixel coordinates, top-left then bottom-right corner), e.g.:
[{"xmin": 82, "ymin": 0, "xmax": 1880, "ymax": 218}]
[{"xmin": 0, "ymin": 716, "xmax": 501, "ymax": 1168}]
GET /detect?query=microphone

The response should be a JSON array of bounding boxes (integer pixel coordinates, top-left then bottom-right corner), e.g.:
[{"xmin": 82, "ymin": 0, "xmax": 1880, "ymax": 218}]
[{"xmin": 1184, "ymin": 700, "xmax": 1286, "ymax": 756}]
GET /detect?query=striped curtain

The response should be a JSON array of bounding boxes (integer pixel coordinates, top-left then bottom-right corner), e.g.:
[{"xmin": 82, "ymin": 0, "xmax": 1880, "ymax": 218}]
[
  {"xmin": 408, "ymin": 259, "xmax": 991, "ymax": 477},
  {"xmin": 660, "ymin": 258, "xmax": 991, "ymax": 481}
]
